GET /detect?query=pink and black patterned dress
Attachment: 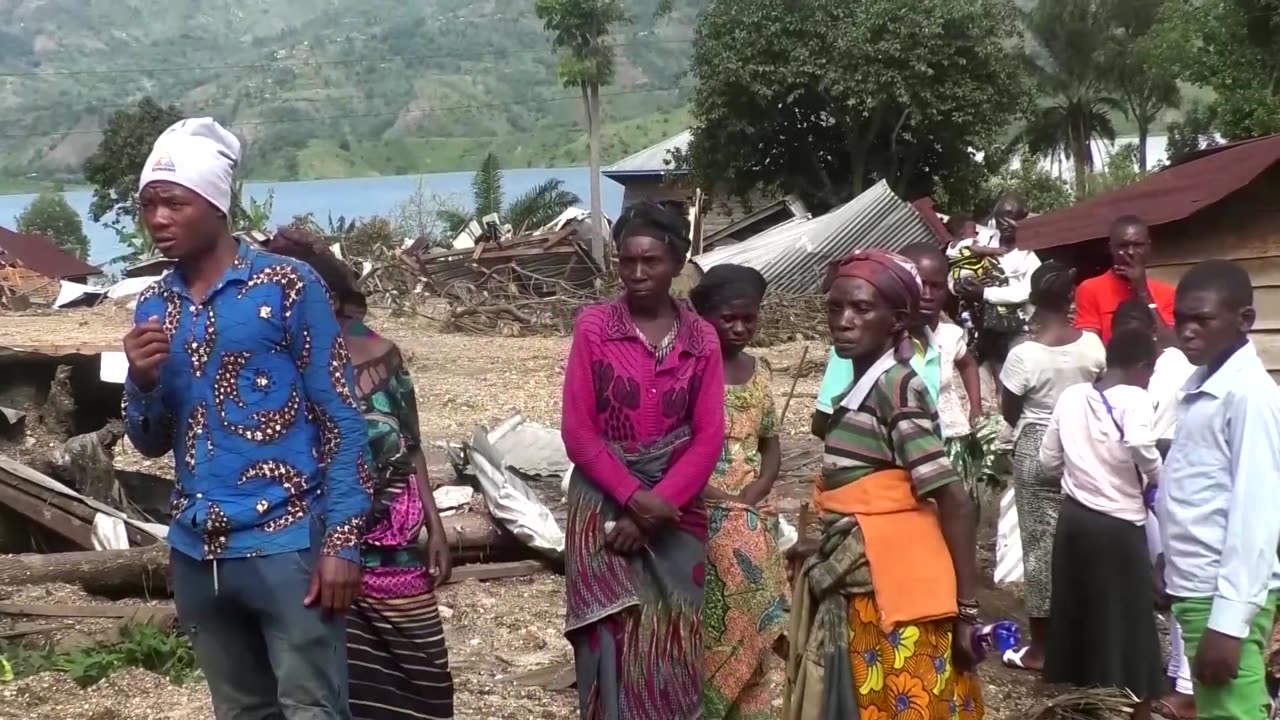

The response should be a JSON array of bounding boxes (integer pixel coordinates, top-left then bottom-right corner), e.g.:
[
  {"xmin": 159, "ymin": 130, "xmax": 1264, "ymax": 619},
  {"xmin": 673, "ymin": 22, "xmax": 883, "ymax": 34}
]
[{"xmin": 560, "ymin": 298, "xmax": 726, "ymax": 720}]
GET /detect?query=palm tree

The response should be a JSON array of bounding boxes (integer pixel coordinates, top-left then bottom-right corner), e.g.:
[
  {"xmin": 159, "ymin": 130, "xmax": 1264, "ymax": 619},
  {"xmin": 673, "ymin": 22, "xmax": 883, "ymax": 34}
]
[
  {"xmin": 439, "ymin": 152, "xmax": 582, "ymax": 236},
  {"xmin": 1020, "ymin": 0, "xmax": 1123, "ymax": 196}
]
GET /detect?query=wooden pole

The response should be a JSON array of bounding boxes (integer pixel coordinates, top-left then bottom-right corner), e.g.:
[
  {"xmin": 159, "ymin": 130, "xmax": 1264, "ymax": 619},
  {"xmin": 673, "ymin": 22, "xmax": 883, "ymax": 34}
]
[{"xmin": 777, "ymin": 346, "xmax": 811, "ymax": 427}]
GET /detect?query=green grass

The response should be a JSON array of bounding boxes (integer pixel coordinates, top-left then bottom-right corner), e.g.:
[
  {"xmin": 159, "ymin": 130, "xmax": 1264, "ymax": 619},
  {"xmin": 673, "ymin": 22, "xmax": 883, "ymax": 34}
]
[{"xmin": 0, "ymin": 623, "xmax": 199, "ymax": 688}]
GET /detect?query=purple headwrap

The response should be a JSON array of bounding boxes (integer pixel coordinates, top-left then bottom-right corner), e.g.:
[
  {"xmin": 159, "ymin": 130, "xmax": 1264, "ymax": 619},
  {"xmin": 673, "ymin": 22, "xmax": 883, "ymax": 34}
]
[{"xmin": 822, "ymin": 250, "xmax": 923, "ymax": 362}]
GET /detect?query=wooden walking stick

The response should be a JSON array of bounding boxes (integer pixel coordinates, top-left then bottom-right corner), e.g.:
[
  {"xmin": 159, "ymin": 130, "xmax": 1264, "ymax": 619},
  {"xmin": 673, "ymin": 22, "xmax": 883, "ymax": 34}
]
[{"xmin": 777, "ymin": 345, "xmax": 810, "ymax": 427}]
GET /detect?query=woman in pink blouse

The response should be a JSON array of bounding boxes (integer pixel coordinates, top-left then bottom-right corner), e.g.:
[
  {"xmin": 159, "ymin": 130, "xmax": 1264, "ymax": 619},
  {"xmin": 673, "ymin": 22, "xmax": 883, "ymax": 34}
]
[{"xmin": 560, "ymin": 202, "xmax": 726, "ymax": 720}]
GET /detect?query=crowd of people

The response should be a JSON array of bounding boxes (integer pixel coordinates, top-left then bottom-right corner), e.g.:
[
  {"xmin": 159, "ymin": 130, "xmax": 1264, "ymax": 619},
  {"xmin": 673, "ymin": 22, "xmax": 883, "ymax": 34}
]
[{"xmin": 118, "ymin": 114, "xmax": 1280, "ymax": 720}]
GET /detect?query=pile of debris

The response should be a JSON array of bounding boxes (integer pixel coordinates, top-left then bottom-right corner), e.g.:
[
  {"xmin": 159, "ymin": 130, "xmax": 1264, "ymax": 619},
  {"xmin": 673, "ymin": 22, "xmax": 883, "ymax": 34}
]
[{"xmin": 0, "ymin": 340, "xmax": 572, "ymax": 612}]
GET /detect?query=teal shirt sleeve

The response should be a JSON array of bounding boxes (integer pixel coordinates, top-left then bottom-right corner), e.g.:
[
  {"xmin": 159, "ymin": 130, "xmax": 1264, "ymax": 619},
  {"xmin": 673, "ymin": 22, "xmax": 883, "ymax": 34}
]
[{"xmin": 816, "ymin": 348, "xmax": 854, "ymax": 414}]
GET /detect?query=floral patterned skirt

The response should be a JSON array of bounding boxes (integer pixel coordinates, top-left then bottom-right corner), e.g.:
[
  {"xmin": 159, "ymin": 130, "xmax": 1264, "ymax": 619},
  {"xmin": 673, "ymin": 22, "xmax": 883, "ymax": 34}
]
[
  {"xmin": 849, "ymin": 593, "xmax": 985, "ymax": 720},
  {"xmin": 703, "ymin": 499, "xmax": 789, "ymax": 720}
]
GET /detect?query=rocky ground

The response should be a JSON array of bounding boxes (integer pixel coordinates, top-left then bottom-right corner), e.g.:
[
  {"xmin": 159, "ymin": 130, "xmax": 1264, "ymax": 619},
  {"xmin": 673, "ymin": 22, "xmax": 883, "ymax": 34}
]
[{"xmin": 0, "ymin": 304, "xmax": 1062, "ymax": 719}]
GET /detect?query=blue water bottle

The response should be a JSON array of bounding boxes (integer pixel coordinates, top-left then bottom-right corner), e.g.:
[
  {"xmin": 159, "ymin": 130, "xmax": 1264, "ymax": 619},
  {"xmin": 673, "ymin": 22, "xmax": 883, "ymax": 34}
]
[{"xmin": 970, "ymin": 620, "xmax": 1020, "ymax": 663}]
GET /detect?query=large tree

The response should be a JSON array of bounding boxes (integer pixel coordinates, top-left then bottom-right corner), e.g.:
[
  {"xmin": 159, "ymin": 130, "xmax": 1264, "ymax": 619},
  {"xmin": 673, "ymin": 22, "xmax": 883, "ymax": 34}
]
[
  {"xmin": 1106, "ymin": 0, "xmax": 1181, "ymax": 171},
  {"xmin": 82, "ymin": 98, "xmax": 181, "ymax": 229},
  {"xmin": 1159, "ymin": 0, "xmax": 1280, "ymax": 139},
  {"xmin": 681, "ymin": 0, "xmax": 1029, "ymax": 212},
  {"xmin": 535, "ymin": 0, "xmax": 631, "ymax": 262},
  {"xmin": 17, "ymin": 189, "xmax": 90, "ymax": 260},
  {"xmin": 1020, "ymin": 0, "xmax": 1122, "ymax": 197}
]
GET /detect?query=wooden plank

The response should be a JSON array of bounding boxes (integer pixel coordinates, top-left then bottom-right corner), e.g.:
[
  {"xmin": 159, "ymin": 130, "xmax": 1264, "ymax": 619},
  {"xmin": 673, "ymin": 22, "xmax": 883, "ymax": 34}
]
[
  {"xmin": 1247, "ymin": 330, "xmax": 1280, "ymax": 372},
  {"xmin": 1148, "ymin": 255, "xmax": 1280, "ymax": 288},
  {"xmin": 0, "ymin": 480, "xmax": 96, "ymax": 548},
  {"xmin": 506, "ymin": 662, "xmax": 576, "ymax": 690},
  {"xmin": 443, "ymin": 559, "xmax": 550, "ymax": 585},
  {"xmin": 0, "ymin": 344, "xmax": 118, "ymax": 358},
  {"xmin": 0, "ymin": 603, "xmax": 175, "ymax": 625},
  {"xmin": 0, "ymin": 622, "xmax": 70, "ymax": 639}
]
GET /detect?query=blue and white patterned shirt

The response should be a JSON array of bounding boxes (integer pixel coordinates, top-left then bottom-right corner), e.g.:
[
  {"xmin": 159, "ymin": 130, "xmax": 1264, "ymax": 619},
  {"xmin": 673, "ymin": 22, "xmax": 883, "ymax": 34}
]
[{"xmin": 123, "ymin": 240, "xmax": 372, "ymax": 563}]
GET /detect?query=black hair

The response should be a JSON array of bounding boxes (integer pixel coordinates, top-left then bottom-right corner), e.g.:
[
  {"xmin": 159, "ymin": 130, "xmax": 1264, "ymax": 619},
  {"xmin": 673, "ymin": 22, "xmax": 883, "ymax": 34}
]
[
  {"xmin": 690, "ymin": 263, "xmax": 767, "ymax": 316},
  {"xmin": 993, "ymin": 192, "xmax": 1028, "ymax": 221},
  {"xmin": 1107, "ymin": 326, "xmax": 1158, "ymax": 369},
  {"xmin": 901, "ymin": 241, "xmax": 947, "ymax": 268},
  {"xmin": 612, "ymin": 201, "xmax": 692, "ymax": 262},
  {"xmin": 1176, "ymin": 259, "xmax": 1254, "ymax": 310},
  {"xmin": 1028, "ymin": 260, "xmax": 1075, "ymax": 314},
  {"xmin": 266, "ymin": 228, "xmax": 364, "ymax": 309},
  {"xmin": 1109, "ymin": 214, "xmax": 1147, "ymax": 237},
  {"xmin": 1111, "ymin": 297, "xmax": 1156, "ymax": 334},
  {"xmin": 944, "ymin": 214, "xmax": 974, "ymax": 238}
]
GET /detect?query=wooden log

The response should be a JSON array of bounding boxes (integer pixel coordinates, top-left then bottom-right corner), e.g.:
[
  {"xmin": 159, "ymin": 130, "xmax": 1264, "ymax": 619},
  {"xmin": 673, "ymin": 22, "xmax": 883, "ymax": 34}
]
[{"xmin": 0, "ymin": 543, "xmax": 169, "ymax": 591}]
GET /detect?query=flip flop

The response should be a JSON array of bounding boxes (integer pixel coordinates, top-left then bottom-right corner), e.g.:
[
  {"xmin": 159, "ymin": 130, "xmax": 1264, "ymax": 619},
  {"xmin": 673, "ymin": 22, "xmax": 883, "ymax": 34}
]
[{"xmin": 1001, "ymin": 646, "xmax": 1033, "ymax": 670}]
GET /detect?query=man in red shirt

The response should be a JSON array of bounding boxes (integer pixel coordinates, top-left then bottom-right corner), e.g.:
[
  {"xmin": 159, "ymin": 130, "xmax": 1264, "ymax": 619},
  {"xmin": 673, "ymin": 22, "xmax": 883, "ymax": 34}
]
[{"xmin": 1074, "ymin": 215, "xmax": 1176, "ymax": 345}]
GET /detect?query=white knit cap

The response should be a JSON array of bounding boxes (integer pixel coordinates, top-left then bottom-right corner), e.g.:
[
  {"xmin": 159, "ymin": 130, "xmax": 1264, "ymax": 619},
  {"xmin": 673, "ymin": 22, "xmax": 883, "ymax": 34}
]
[{"xmin": 138, "ymin": 118, "xmax": 242, "ymax": 215}]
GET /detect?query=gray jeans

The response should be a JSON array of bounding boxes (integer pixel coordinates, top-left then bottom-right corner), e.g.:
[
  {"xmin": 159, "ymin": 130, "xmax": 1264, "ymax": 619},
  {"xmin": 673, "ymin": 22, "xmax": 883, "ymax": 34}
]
[{"xmin": 171, "ymin": 538, "xmax": 349, "ymax": 720}]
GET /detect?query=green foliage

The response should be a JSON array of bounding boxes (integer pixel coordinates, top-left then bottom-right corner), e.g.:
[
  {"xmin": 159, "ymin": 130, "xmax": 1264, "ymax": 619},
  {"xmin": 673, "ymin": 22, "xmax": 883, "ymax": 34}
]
[
  {"xmin": 0, "ymin": 624, "xmax": 199, "ymax": 688},
  {"xmin": 0, "ymin": 1, "xmax": 703, "ymax": 184},
  {"xmin": 1159, "ymin": 0, "xmax": 1280, "ymax": 139},
  {"xmin": 1165, "ymin": 102, "xmax": 1221, "ymax": 164},
  {"xmin": 1082, "ymin": 142, "xmax": 1148, "ymax": 197},
  {"xmin": 968, "ymin": 162, "xmax": 1074, "ymax": 217},
  {"xmin": 82, "ymin": 98, "xmax": 182, "ymax": 227},
  {"xmin": 1020, "ymin": 0, "xmax": 1123, "ymax": 197},
  {"xmin": 441, "ymin": 154, "xmax": 582, "ymax": 234},
  {"xmin": 1106, "ymin": 0, "xmax": 1181, "ymax": 170},
  {"xmin": 16, "ymin": 189, "xmax": 90, "ymax": 260},
  {"xmin": 535, "ymin": 0, "xmax": 631, "ymax": 89},
  {"xmin": 289, "ymin": 212, "xmax": 399, "ymax": 259},
  {"xmin": 681, "ymin": 0, "xmax": 1031, "ymax": 212},
  {"xmin": 230, "ymin": 179, "xmax": 276, "ymax": 233}
]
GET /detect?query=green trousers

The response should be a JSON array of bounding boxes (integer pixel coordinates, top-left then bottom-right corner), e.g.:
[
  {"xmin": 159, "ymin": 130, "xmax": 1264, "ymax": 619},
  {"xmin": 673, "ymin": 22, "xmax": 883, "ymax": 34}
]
[{"xmin": 1173, "ymin": 592, "xmax": 1279, "ymax": 720}]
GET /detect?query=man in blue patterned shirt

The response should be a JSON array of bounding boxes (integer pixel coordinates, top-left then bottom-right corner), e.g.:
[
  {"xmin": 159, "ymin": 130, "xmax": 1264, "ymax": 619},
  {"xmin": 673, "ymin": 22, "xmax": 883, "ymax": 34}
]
[{"xmin": 122, "ymin": 118, "xmax": 371, "ymax": 719}]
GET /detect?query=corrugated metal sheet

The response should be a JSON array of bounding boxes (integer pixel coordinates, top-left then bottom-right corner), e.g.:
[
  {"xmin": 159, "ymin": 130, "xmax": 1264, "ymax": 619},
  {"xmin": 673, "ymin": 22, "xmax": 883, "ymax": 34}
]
[
  {"xmin": 0, "ymin": 227, "xmax": 102, "ymax": 279},
  {"xmin": 691, "ymin": 181, "xmax": 936, "ymax": 294},
  {"xmin": 1020, "ymin": 133, "xmax": 1280, "ymax": 252},
  {"xmin": 602, "ymin": 130, "xmax": 691, "ymax": 178}
]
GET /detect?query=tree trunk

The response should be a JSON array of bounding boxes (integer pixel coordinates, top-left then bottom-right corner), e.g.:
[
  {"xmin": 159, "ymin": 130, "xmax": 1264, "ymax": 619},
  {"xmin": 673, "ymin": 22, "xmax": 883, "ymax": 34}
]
[
  {"xmin": 1137, "ymin": 120, "xmax": 1149, "ymax": 172},
  {"xmin": 587, "ymin": 81, "xmax": 606, "ymax": 266},
  {"xmin": 0, "ymin": 512, "xmax": 521, "ymax": 595},
  {"xmin": 1071, "ymin": 120, "xmax": 1089, "ymax": 198},
  {"xmin": 0, "ymin": 543, "xmax": 169, "ymax": 591}
]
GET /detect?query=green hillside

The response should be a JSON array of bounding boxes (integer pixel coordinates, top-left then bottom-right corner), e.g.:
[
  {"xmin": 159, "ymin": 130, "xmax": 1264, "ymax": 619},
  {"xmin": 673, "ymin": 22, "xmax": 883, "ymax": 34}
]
[{"xmin": 0, "ymin": 0, "xmax": 700, "ymax": 182}]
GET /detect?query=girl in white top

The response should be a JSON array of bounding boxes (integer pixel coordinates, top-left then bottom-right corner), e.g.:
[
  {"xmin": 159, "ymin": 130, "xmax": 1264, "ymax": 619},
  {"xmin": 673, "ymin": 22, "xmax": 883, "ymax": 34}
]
[
  {"xmin": 1038, "ymin": 326, "xmax": 1166, "ymax": 716},
  {"xmin": 998, "ymin": 261, "xmax": 1106, "ymax": 672}
]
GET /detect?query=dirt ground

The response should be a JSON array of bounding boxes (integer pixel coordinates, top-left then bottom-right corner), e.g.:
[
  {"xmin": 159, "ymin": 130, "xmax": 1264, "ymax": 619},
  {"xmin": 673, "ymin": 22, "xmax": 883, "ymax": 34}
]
[{"xmin": 0, "ymin": 304, "xmax": 1056, "ymax": 719}]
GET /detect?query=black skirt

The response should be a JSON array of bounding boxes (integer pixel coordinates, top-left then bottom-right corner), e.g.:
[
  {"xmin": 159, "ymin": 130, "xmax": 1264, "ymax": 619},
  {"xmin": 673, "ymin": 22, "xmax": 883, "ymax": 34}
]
[{"xmin": 1043, "ymin": 495, "xmax": 1165, "ymax": 699}]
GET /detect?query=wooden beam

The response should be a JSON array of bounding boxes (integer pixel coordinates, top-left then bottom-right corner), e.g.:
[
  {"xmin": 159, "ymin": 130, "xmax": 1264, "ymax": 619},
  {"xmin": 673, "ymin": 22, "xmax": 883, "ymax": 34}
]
[{"xmin": 443, "ymin": 559, "xmax": 551, "ymax": 585}]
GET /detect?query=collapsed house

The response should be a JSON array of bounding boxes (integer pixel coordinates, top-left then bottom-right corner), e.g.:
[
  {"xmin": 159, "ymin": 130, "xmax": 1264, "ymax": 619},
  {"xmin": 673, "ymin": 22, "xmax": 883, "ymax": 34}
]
[{"xmin": 0, "ymin": 228, "xmax": 102, "ymax": 309}]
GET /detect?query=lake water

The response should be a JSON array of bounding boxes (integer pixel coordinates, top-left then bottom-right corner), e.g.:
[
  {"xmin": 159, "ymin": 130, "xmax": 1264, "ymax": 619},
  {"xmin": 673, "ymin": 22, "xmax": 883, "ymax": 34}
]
[{"xmin": 0, "ymin": 167, "xmax": 625, "ymax": 266}]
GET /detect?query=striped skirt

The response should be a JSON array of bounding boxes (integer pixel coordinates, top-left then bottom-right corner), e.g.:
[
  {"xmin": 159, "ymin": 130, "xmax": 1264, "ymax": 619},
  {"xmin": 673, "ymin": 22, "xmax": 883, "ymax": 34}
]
[{"xmin": 348, "ymin": 592, "xmax": 454, "ymax": 720}]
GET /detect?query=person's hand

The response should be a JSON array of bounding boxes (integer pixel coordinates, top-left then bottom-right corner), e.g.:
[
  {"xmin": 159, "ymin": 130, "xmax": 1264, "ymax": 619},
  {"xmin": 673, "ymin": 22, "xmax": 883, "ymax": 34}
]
[
  {"xmin": 1193, "ymin": 629, "xmax": 1244, "ymax": 687},
  {"xmin": 1152, "ymin": 554, "xmax": 1170, "ymax": 610},
  {"xmin": 951, "ymin": 618, "xmax": 980, "ymax": 673},
  {"xmin": 785, "ymin": 537, "xmax": 820, "ymax": 585},
  {"xmin": 1117, "ymin": 262, "xmax": 1150, "ymax": 297},
  {"xmin": 425, "ymin": 530, "xmax": 452, "ymax": 585},
  {"xmin": 956, "ymin": 277, "xmax": 985, "ymax": 303},
  {"xmin": 626, "ymin": 489, "xmax": 680, "ymax": 531},
  {"xmin": 605, "ymin": 516, "xmax": 646, "ymax": 554},
  {"xmin": 123, "ymin": 316, "xmax": 171, "ymax": 392},
  {"xmin": 969, "ymin": 406, "xmax": 985, "ymax": 428},
  {"xmin": 304, "ymin": 555, "xmax": 362, "ymax": 614}
]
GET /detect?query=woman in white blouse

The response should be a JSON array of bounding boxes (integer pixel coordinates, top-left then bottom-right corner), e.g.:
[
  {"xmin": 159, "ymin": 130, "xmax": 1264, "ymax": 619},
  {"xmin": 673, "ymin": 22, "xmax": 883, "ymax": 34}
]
[{"xmin": 1038, "ymin": 326, "xmax": 1165, "ymax": 720}]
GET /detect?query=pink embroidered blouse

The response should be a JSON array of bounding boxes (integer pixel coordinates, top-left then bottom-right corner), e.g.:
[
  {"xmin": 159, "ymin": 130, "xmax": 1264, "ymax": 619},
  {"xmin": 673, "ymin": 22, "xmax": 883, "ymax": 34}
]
[{"xmin": 561, "ymin": 298, "xmax": 725, "ymax": 528}]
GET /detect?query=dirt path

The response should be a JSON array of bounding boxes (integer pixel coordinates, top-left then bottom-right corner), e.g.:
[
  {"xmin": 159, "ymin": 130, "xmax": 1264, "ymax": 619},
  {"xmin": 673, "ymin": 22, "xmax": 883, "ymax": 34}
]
[{"xmin": 0, "ymin": 306, "xmax": 1054, "ymax": 718}]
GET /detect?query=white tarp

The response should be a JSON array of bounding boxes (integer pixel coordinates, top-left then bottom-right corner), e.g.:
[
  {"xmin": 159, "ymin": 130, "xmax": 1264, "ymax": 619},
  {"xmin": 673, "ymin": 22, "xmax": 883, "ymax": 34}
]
[{"xmin": 53, "ymin": 281, "xmax": 106, "ymax": 308}]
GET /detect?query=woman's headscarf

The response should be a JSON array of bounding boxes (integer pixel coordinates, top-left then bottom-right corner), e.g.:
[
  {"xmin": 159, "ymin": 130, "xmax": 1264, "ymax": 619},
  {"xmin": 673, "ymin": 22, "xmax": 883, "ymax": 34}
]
[{"xmin": 822, "ymin": 250, "xmax": 923, "ymax": 362}]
